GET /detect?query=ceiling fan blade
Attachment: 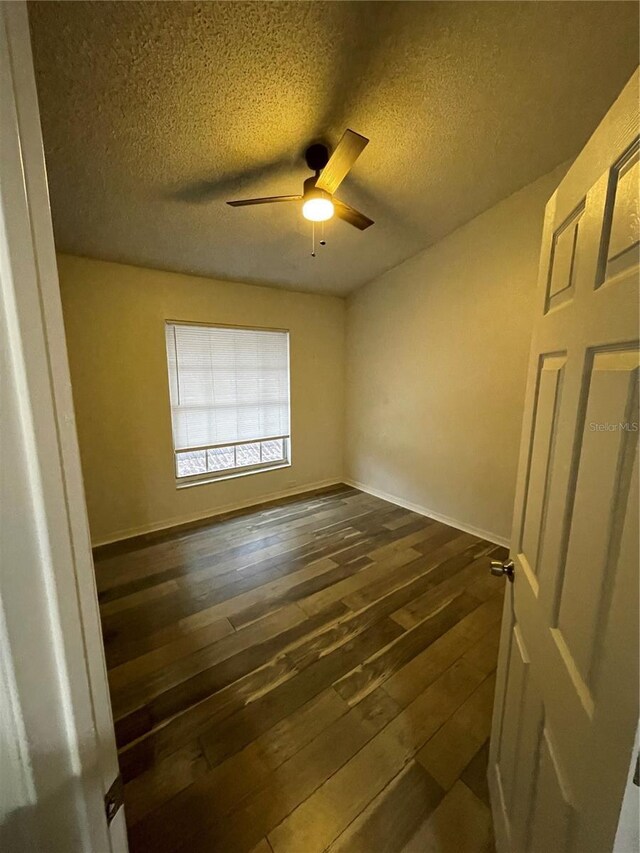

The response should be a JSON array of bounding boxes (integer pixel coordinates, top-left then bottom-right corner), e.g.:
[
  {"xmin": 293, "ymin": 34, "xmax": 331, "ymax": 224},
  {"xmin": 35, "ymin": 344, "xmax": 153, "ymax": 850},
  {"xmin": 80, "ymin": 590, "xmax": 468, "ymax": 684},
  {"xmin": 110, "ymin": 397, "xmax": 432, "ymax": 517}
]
[
  {"xmin": 315, "ymin": 130, "xmax": 369, "ymax": 194},
  {"xmin": 227, "ymin": 195, "xmax": 302, "ymax": 207},
  {"xmin": 333, "ymin": 198, "xmax": 374, "ymax": 230}
]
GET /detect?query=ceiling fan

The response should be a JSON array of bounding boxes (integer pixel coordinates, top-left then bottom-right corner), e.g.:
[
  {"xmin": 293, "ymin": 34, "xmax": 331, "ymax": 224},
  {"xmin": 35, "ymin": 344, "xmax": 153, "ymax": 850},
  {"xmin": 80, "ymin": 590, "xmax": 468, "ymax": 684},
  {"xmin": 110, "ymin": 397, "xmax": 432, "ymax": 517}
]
[{"xmin": 226, "ymin": 129, "xmax": 374, "ymax": 234}]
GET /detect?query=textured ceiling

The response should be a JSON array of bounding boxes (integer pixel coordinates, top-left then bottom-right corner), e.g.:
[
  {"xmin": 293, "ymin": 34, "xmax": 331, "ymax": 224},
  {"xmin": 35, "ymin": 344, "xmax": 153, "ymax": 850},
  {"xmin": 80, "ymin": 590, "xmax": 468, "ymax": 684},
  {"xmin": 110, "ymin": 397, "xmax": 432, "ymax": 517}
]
[{"xmin": 29, "ymin": 1, "xmax": 639, "ymax": 295}]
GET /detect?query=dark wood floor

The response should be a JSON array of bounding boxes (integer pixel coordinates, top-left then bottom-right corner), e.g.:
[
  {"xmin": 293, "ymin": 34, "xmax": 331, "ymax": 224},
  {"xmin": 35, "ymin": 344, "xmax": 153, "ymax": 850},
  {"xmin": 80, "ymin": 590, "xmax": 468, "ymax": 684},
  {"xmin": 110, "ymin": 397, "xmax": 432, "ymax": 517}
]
[{"xmin": 95, "ymin": 485, "xmax": 506, "ymax": 853}]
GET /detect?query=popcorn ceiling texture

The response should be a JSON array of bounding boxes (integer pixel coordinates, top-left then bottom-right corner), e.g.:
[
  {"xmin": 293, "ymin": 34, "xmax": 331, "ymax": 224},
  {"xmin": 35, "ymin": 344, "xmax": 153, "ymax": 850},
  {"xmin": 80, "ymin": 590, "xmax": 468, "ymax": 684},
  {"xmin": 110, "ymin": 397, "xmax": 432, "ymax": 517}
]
[{"xmin": 28, "ymin": 1, "xmax": 639, "ymax": 295}]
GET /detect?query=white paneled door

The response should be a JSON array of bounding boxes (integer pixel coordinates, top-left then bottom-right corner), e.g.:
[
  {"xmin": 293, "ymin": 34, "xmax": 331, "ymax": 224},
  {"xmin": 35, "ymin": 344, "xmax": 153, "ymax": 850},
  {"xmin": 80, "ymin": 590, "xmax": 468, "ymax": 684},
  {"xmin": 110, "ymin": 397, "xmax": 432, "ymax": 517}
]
[{"xmin": 489, "ymin": 70, "xmax": 639, "ymax": 853}]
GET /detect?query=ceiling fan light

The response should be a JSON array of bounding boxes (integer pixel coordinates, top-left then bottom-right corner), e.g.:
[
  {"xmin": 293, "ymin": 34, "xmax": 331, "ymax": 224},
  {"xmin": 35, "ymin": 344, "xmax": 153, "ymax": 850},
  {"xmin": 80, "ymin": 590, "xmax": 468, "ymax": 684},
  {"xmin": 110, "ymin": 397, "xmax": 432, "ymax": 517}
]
[{"xmin": 302, "ymin": 197, "xmax": 334, "ymax": 222}]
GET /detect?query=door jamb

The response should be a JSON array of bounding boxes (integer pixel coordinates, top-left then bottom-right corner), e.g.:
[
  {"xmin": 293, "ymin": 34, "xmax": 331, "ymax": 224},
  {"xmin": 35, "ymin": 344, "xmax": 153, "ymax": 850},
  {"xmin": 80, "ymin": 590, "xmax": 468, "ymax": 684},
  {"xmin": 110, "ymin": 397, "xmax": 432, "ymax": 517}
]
[{"xmin": 0, "ymin": 2, "xmax": 126, "ymax": 848}]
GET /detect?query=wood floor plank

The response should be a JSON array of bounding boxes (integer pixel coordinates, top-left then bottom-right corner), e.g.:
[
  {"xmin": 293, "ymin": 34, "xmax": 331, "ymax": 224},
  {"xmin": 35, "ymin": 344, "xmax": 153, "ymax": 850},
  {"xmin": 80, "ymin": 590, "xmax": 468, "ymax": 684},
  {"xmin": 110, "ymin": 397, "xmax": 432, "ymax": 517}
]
[
  {"xmin": 228, "ymin": 555, "xmax": 373, "ymax": 629},
  {"xmin": 384, "ymin": 512, "xmax": 429, "ymax": 531},
  {"xmin": 249, "ymin": 840, "xmax": 273, "ymax": 853},
  {"xmin": 198, "ymin": 617, "xmax": 405, "ymax": 770},
  {"xmin": 108, "ymin": 606, "xmax": 300, "ymax": 694},
  {"xmin": 174, "ymin": 706, "xmax": 382, "ymax": 853},
  {"xmin": 400, "ymin": 780, "xmax": 494, "ymax": 853},
  {"xmin": 103, "ymin": 554, "xmax": 342, "ymax": 653},
  {"xmin": 126, "ymin": 688, "xmax": 350, "ymax": 851},
  {"xmin": 107, "ymin": 614, "xmax": 237, "ymax": 671},
  {"xmin": 282, "ymin": 542, "xmax": 495, "ymax": 681},
  {"xmin": 382, "ymin": 593, "xmax": 504, "ymax": 709},
  {"xmin": 92, "ymin": 488, "xmax": 501, "ymax": 852},
  {"xmin": 389, "ymin": 548, "xmax": 499, "ymax": 630},
  {"xmin": 119, "ymin": 613, "xmax": 403, "ymax": 783},
  {"xmin": 416, "ymin": 672, "xmax": 497, "ymax": 790},
  {"xmin": 267, "ymin": 659, "xmax": 485, "ymax": 853},
  {"xmin": 460, "ymin": 739, "xmax": 492, "ymax": 808},
  {"xmin": 116, "ymin": 600, "xmax": 358, "ymax": 780},
  {"xmin": 167, "ymin": 684, "xmax": 409, "ymax": 853},
  {"xmin": 345, "ymin": 531, "xmax": 481, "ymax": 610},
  {"xmin": 112, "ymin": 602, "xmax": 346, "ymax": 731},
  {"xmin": 123, "ymin": 741, "xmax": 208, "ymax": 827},
  {"xmin": 172, "ymin": 520, "xmax": 377, "ymax": 599},
  {"xmin": 97, "ymin": 491, "xmax": 370, "ymax": 594},
  {"xmin": 466, "ymin": 568, "xmax": 506, "ymax": 603},
  {"xmin": 326, "ymin": 761, "xmax": 444, "ymax": 853},
  {"xmin": 297, "ymin": 546, "xmax": 423, "ymax": 615},
  {"xmin": 333, "ymin": 591, "xmax": 481, "ymax": 706},
  {"xmin": 363, "ymin": 521, "xmax": 450, "ymax": 561},
  {"xmin": 461, "ymin": 619, "xmax": 501, "ymax": 675},
  {"xmin": 100, "ymin": 579, "xmax": 181, "ymax": 617}
]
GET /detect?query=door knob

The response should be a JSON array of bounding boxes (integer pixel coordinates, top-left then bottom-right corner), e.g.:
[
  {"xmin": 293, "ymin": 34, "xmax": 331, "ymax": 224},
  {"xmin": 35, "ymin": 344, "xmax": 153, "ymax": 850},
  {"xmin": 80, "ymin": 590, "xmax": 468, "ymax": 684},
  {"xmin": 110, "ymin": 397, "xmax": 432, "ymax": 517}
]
[{"xmin": 490, "ymin": 559, "xmax": 515, "ymax": 581}]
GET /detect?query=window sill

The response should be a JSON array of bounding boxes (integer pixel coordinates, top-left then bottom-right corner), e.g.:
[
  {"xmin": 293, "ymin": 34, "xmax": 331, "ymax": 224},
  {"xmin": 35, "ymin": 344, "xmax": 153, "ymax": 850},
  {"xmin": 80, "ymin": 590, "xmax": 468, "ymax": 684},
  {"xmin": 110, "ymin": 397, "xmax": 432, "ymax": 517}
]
[{"xmin": 175, "ymin": 461, "xmax": 291, "ymax": 490}]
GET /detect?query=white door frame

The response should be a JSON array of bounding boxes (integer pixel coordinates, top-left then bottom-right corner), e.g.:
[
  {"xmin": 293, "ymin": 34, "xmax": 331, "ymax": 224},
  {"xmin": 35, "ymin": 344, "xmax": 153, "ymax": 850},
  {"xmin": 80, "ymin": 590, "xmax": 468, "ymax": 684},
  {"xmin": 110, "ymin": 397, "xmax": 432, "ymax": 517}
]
[{"xmin": 0, "ymin": 3, "xmax": 126, "ymax": 849}]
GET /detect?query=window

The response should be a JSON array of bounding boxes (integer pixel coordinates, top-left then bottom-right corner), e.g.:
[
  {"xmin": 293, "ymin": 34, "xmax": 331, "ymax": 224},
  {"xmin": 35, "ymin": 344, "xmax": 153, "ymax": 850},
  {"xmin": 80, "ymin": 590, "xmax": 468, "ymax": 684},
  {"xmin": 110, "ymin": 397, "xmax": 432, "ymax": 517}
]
[{"xmin": 165, "ymin": 322, "xmax": 290, "ymax": 483}]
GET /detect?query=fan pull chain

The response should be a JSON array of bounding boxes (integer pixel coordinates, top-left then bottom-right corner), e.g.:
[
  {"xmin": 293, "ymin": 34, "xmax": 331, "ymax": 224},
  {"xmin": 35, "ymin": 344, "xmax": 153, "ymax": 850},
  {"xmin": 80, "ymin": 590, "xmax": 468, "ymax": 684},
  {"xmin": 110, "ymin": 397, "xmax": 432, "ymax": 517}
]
[
  {"xmin": 311, "ymin": 221, "xmax": 316, "ymax": 257},
  {"xmin": 320, "ymin": 220, "xmax": 326, "ymax": 247}
]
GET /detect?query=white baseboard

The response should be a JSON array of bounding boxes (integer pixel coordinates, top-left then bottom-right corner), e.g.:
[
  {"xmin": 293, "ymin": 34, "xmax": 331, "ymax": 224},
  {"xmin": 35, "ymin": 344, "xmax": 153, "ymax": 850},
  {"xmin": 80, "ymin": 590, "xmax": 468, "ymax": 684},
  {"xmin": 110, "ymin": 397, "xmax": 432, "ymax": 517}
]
[
  {"xmin": 92, "ymin": 477, "xmax": 343, "ymax": 547},
  {"xmin": 94, "ymin": 476, "xmax": 511, "ymax": 550},
  {"xmin": 344, "ymin": 478, "xmax": 510, "ymax": 549}
]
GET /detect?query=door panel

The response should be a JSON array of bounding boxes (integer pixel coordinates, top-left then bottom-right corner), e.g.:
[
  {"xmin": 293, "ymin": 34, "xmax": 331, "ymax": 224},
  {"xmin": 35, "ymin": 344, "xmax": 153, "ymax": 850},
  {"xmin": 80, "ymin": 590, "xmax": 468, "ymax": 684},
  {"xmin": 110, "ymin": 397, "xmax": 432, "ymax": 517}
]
[
  {"xmin": 495, "ymin": 625, "xmax": 531, "ymax": 815},
  {"xmin": 545, "ymin": 204, "xmax": 583, "ymax": 312},
  {"xmin": 520, "ymin": 353, "xmax": 566, "ymax": 584},
  {"xmin": 489, "ymin": 70, "xmax": 639, "ymax": 853},
  {"xmin": 528, "ymin": 726, "xmax": 574, "ymax": 853},
  {"xmin": 557, "ymin": 349, "xmax": 638, "ymax": 684},
  {"xmin": 600, "ymin": 142, "xmax": 639, "ymax": 283}
]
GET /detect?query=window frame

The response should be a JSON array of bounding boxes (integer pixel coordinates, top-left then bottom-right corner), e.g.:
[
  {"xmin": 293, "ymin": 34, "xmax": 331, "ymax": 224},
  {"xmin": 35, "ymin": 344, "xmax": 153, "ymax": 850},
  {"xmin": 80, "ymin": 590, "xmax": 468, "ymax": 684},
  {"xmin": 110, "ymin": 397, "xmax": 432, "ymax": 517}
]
[{"xmin": 164, "ymin": 320, "xmax": 292, "ymax": 487}]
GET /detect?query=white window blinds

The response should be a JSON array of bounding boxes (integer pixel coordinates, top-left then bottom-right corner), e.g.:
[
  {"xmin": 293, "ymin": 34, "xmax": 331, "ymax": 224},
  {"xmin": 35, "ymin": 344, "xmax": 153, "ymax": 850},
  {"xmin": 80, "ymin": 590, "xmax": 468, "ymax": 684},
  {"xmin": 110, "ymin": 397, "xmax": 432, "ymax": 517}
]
[{"xmin": 165, "ymin": 323, "xmax": 290, "ymax": 452}]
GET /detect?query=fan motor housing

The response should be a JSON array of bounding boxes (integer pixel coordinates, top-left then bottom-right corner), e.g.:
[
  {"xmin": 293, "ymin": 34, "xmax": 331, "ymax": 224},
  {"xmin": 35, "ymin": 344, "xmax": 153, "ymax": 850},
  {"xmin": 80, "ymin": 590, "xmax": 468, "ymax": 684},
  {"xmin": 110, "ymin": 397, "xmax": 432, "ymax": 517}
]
[
  {"xmin": 303, "ymin": 175, "xmax": 331, "ymax": 201},
  {"xmin": 305, "ymin": 143, "xmax": 330, "ymax": 173}
]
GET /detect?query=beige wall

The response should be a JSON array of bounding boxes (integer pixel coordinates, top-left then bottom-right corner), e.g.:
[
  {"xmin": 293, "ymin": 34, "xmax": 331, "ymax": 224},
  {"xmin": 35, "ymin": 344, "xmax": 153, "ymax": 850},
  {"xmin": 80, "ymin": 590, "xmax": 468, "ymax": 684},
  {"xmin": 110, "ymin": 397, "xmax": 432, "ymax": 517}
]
[
  {"xmin": 58, "ymin": 255, "xmax": 345, "ymax": 544},
  {"xmin": 345, "ymin": 163, "xmax": 568, "ymax": 545}
]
